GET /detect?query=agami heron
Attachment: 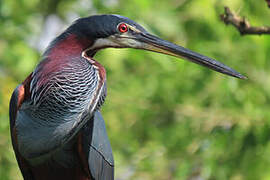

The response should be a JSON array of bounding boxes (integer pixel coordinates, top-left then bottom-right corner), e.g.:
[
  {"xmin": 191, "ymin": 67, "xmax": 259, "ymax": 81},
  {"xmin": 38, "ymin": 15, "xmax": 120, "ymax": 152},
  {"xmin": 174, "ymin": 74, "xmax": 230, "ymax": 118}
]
[{"xmin": 9, "ymin": 15, "xmax": 246, "ymax": 180}]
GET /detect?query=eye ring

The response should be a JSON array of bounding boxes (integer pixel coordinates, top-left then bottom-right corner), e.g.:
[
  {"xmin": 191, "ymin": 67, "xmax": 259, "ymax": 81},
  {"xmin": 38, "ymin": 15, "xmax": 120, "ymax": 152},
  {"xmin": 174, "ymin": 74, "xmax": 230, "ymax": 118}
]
[{"xmin": 118, "ymin": 23, "xmax": 128, "ymax": 33}]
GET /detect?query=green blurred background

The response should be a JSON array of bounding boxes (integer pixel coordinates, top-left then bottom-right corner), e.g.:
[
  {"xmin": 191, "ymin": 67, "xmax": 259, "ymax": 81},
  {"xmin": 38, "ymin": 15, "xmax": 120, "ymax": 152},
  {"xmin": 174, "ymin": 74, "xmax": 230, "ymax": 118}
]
[{"xmin": 1, "ymin": 0, "xmax": 270, "ymax": 179}]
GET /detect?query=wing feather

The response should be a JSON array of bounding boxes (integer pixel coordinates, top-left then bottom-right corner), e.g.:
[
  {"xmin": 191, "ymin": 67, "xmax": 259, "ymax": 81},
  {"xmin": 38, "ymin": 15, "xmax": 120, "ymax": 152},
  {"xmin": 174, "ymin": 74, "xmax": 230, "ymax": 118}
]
[{"xmin": 82, "ymin": 111, "xmax": 114, "ymax": 180}]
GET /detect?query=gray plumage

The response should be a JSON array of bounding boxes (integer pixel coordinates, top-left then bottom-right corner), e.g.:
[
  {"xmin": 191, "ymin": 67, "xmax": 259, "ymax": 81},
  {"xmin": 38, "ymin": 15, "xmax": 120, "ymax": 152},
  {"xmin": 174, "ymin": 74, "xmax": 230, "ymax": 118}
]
[{"xmin": 82, "ymin": 111, "xmax": 114, "ymax": 180}]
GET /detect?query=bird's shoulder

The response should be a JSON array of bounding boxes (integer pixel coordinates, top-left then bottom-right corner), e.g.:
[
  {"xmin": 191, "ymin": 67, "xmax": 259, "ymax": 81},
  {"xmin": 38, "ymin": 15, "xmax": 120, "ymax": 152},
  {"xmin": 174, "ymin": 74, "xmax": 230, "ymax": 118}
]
[
  {"xmin": 9, "ymin": 73, "xmax": 32, "ymax": 128},
  {"xmin": 9, "ymin": 73, "xmax": 35, "ymax": 180}
]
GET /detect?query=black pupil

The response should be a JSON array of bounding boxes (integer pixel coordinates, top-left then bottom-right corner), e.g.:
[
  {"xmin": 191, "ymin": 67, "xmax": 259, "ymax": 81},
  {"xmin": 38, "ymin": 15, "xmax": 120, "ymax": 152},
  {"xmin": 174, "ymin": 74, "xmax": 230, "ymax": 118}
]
[{"xmin": 121, "ymin": 25, "xmax": 126, "ymax": 31}]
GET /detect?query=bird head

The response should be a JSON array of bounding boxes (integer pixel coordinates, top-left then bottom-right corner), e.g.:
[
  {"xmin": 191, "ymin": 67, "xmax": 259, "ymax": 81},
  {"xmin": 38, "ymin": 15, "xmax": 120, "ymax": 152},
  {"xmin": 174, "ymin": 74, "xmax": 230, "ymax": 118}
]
[{"xmin": 66, "ymin": 14, "xmax": 246, "ymax": 79}]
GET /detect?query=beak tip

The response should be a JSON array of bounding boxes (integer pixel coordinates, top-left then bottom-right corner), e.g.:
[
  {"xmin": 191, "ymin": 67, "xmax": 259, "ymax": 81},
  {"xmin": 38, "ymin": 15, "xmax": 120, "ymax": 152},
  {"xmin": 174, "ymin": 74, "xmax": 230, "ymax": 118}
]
[{"xmin": 236, "ymin": 74, "xmax": 248, "ymax": 80}]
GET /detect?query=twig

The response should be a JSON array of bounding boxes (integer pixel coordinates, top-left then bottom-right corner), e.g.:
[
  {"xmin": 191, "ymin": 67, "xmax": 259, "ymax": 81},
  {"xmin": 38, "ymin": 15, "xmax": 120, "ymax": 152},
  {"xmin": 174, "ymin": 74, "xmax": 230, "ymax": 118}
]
[
  {"xmin": 266, "ymin": 0, "xmax": 270, "ymax": 8},
  {"xmin": 220, "ymin": 6, "xmax": 270, "ymax": 35}
]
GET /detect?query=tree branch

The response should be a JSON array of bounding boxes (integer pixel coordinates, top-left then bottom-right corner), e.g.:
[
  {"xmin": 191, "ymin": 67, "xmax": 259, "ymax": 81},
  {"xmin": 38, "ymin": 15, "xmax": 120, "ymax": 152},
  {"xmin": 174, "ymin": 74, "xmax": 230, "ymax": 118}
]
[
  {"xmin": 220, "ymin": 6, "xmax": 270, "ymax": 35},
  {"xmin": 266, "ymin": 0, "xmax": 270, "ymax": 8}
]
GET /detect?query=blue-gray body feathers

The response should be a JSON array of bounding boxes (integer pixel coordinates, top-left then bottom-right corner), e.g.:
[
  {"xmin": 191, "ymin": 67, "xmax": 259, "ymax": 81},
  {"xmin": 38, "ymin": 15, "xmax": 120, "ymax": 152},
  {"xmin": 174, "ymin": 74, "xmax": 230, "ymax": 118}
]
[
  {"xmin": 14, "ymin": 54, "xmax": 113, "ymax": 179},
  {"xmin": 83, "ymin": 111, "xmax": 114, "ymax": 180}
]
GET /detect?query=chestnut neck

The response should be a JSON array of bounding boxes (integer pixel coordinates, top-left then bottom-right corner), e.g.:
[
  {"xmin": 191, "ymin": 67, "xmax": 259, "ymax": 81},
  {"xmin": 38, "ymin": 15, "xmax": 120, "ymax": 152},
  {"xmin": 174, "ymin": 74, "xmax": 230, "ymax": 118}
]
[{"xmin": 44, "ymin": 33, "xmax": 95, "ymax": 60}]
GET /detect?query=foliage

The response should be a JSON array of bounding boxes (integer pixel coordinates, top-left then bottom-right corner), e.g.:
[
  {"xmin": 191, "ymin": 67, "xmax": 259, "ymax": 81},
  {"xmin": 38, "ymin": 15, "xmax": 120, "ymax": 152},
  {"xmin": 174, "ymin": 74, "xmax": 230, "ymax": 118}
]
[{"xmin": 1, "ymin": 0, "xmax": 270, "ymax": 179}]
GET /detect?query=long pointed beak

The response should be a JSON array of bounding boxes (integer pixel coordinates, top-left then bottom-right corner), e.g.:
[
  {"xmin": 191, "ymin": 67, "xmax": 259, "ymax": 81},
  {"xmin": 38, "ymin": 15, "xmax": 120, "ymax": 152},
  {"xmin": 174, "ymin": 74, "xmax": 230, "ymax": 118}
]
[{"xmin": 133, "ymin": 33, "xmax": 246, "ymax": 79}]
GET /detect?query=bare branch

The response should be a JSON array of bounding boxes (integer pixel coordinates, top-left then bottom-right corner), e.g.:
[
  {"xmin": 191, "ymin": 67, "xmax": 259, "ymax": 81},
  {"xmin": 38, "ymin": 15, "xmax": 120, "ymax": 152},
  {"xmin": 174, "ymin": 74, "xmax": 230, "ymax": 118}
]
[
  {"xmin": 266, "ymin": 0, "xmax": 270, "ymax": 8},
  {"xmin": 220, "ymin": 7, "xmax": 270, "ymax": 35}
]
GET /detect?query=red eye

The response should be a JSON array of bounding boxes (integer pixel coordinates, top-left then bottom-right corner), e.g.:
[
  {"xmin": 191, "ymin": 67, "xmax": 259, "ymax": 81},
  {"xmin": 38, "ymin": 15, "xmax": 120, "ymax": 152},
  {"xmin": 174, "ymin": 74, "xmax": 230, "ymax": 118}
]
[{"xmin": 118, "ymin": 23, "xmax": 128, "ymax": 33}]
